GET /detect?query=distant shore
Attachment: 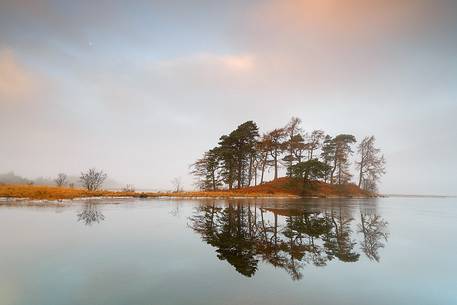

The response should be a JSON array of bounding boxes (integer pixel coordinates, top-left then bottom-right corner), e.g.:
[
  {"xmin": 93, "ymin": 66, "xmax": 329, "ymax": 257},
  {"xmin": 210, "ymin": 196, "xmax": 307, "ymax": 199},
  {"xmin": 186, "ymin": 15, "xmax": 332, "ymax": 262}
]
[{"xmin": 0, "ymin": 178, "xmax": 374, "ymax": 202}]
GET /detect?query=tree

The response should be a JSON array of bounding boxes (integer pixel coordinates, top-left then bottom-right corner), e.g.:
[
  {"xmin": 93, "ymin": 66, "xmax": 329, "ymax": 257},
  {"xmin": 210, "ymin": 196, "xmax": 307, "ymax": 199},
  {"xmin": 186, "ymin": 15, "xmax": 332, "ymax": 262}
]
[
  {"xmin": 54, "ymin": 173, "xmax": 68, "ymax": 187},
  {"xmin": 122, "ymin": 184, "xmax": 135, "ymax": 192},
  {"xmin": 334, "ymin": 134, "xmax": 356, "ymax": 184},
  {"xmin": 250, "ymin": 150, "xmax": 262, "ymax": 186},
  {"xmin": 321, "ymin": 134, "xmax": 356, "ymax": 184},
  {"xmin": 283, "ymin": 117, "xmax": 304, "ymax": 174},
  {"xmin": 264, "ymin": 128, "xmax": 286, "ymax": 180},
  {"xmin": 257, "ymin": 135, "xmax": 271, "ymax": 184},
  {"xmin": 320, "ymin": 135, "xmax": 336, "ymax": 183},
  {"xmin": 217, "ymin": 121, "xmax": 259, "ymax": 189},
  {"xmin": 306, "ymin": 130, "xmax": 325, "ymax": 160},
  {"xmin": 218, "ymin": 134, "xmax": 237, "ymax": 190},
  {"xmin": 289, "ymin": 159, "xmax": 332, "ymax": 183},
  {"xmin": 356, "ymin": 136, "xmax": 386, "ymax": 192},
  {"xmin": 80, "ymin": 168, "xmax": 107, "ymax": 191},
  {"xmin": 191, "ymin": 148, "xmax": 221, "ymax": 190},
  {"xmin": 291, "ymin": 134, "xmax": 307, "ymax": 163},
  {"xmin": 171, "ymin": 177, "xmax": 183, "ymax": 192},
  {"xmin": 230, "ymin": 121, "xmax": 259, "ymax": 188}
]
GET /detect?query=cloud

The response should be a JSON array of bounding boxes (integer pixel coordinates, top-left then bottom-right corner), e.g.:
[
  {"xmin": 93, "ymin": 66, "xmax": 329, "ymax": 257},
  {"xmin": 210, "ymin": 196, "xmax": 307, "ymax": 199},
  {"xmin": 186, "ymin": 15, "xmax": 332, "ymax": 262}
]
[
  {"xmin": 252, "ymin": 0, "xmax": 453, "ymax": 39},
  {"xmin": 155, "ymin": 53, "xmax": 255, "ymax": 74},
  {"xmin": 0, "ymin": 49, "xmax": 38, "ymax": 101}
]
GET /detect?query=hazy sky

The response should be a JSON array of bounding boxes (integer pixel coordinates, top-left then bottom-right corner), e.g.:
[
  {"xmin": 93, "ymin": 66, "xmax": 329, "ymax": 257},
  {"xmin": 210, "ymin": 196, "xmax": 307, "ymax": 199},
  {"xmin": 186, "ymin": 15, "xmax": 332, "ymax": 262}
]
[{"xmin": 1, "ymin": 0, "xmax": 456, "ymax": 194}]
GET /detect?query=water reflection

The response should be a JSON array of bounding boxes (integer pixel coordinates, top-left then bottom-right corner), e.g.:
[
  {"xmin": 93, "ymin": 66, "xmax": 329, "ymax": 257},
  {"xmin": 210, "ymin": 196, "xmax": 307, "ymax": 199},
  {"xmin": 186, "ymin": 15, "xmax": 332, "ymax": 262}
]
[
  {"xmin": 77, "ymin": 202, "xmax": 105, "ymax": 226},
  {"xmin": 358, "ymin": 212, "xmax": 389, "ymax": 262},
  {"xmin": 189, "ymin": 200, "xmax": 388, "ymax": 280}
]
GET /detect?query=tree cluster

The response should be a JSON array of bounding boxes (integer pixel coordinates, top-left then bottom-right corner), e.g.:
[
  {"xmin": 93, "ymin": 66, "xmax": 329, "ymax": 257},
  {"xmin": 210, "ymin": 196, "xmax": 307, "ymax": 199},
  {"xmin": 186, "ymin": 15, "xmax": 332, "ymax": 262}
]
[{"xmin": 191, "ymin": 117, "xmax": 386, "ymax": 192}]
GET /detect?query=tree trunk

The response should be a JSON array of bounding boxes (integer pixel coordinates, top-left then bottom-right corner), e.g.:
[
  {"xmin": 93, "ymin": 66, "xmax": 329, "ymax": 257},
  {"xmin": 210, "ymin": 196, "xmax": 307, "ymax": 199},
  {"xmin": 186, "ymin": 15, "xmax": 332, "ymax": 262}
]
[
  {"xmin": 248, "ymin": 203, "xmax": 252, "ymax": 237},
  {"xmin": 237, "ymin": 158, "xmax": 242, "ymax": 189},
  {"xmin": 358, "ymin": 153, "xmax": 365, "ymax": 187},
  {"xmin": 330, "ymin": 158, "xmax": 337, "ymax": 184},
  {"xmin": 212, "ymin": 171, "xmax": 216, "ymax": 190},
  {"xmin": 228, "ymin": 166, "xmax": 233, "ymax": 190},
  {"xmin": 358, "ymin": 164, "xmax": 363, "ymax": 187},
  {"xmin": 288, "ymin": 146, "xmax": 293, "ymax": 177},
  {"xmin": 273, "ymin": 151, "xmax": 278, "ymax": 180},
  {"xmin": 247, "ymin": 154, "xmax": 253, "ymax": 186},
  {"xmin": 337, "ymin": 163, "xmax": 342, "ymax": 184},
  {"xmin": 260, "ymin": 164, "xmax": 265, "ymax": 184}
]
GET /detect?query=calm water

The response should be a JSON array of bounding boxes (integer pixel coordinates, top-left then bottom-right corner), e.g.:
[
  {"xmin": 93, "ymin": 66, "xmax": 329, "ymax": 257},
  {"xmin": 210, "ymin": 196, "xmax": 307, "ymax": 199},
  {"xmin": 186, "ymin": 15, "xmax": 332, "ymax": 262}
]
[{"xmin": 0, "ymin": 197, "xmax": 456, "ymax": 305}]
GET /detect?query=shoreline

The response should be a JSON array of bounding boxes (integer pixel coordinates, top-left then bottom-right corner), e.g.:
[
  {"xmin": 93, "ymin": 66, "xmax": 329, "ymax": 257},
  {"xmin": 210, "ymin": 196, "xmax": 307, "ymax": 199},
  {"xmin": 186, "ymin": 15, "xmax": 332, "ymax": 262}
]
[
  {"xmin": 0, "ymin": 194, "xmax": 377, "ymax": 206},
  {"xmin": 0, "ymin": 182, "xmax": 375, "ymax": 204}
]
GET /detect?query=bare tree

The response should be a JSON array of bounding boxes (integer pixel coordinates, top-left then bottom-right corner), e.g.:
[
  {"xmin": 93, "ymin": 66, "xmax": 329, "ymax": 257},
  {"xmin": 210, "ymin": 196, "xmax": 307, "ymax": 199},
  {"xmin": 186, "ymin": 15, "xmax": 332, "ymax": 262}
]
[
  {"xmin": 356, "ymin": 136, "xmax": 386, "ymax": 192},
  {"xmin": 54, "ymin": 173, "xmax": 68, "ymax": 187},
  {"xmin": 171, "ymin": 177, "xmax": 183, "ymax": 193},
  {"xmin": 122, "ymin": 184, "xmax": 136, "ymax": 192},
  {"xmin": 80, "ymin": 168, "xmax": 107, "ymax": 191}
]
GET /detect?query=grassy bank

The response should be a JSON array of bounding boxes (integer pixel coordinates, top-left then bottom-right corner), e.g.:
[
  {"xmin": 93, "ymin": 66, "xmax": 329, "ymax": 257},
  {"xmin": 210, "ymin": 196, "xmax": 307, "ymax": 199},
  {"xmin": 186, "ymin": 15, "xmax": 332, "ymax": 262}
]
[
  {"xmin": 237, "ymin": 177, "xmax": 373, "ymax": 197},
  {"xmin": 0, "ymin": 178, "xmax": 372, "ymax": 201},
  {"xmin": 0, "ymin": 184, "xmax": 293, "ymax": 201},
  {"xmin": 0, "ymin": 185, "xmax": 135, "ymax": 200}
]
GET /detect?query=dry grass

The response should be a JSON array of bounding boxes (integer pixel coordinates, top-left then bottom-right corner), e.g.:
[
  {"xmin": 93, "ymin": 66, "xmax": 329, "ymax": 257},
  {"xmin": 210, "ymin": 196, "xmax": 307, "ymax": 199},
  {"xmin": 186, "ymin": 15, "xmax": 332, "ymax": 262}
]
[
  {"xmin": 0, "ymin": 178, "xmax": 372, "ymax": 201},
  {"xmin": 0, "ymin": 185, "xmax": 135, "ymax": 200},
  {"xmin": 232, "ymin": 177, "xmax": 373, "ymax": 198},
  {"xmin": 0, "ymin": 184, "xmax": 290, "ymax": 201}
]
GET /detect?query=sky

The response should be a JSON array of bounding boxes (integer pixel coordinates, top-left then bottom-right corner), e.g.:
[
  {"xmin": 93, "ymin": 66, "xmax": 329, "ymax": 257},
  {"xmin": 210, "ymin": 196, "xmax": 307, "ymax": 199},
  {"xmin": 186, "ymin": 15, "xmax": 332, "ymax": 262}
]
[{"xmin": 0, "ymin": 0, "xmax": 456, "ymax": 195}]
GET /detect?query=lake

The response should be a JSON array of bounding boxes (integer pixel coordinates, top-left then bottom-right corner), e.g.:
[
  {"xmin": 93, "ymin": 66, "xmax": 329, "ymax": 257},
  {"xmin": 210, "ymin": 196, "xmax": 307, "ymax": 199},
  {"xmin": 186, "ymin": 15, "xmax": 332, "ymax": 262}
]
[{"xmin": 0, "ymin": 197, "xmax": 456, "ymax": 305}]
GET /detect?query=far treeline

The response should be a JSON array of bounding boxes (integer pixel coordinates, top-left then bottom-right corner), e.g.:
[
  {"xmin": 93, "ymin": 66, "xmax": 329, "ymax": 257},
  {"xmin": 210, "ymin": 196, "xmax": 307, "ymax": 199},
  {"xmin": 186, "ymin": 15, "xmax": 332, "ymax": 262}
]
[{"xmin": 191, "ymin": 117, "xmax": 386, "ymax": 193}]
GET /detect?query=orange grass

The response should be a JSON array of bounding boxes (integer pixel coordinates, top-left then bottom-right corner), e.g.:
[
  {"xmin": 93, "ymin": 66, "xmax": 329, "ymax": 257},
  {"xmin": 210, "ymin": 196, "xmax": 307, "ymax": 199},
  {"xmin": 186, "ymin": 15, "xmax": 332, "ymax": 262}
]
[
  {"xmin": 0, "ymin": 184, "xmax": 291, "ymax": 201},
  {"xmin": 0, "ymin": 185, "xmax": 136, "ymax": 200},
  {"xmin": 0, "ymin": 178, "xmax": 372, "ymax": 201},
  {"xmin": 232, "ymin": 177, "xmax": 373, "ymax": 197}
]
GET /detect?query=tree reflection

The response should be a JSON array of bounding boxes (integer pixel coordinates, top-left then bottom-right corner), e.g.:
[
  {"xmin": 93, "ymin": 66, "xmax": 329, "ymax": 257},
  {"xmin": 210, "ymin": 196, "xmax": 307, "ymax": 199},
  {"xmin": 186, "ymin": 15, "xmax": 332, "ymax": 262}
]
[
  {"xmin": 358, "ymin": 212, "xmax": 389, "ymax": 262},
  {"xmin": 190, "ymin": 202, "xmax": 258, "ymax": 277},
  {"xmin": 77, "ymin": 202, "xmax": 105, "ymax": 226},
  {"xmin": 324, "ymin": 208, "xmax": 360, "ymax": 262},
  {"xmin": 189, "ymin": 200, "xmax": 389, "ymax": 280}
]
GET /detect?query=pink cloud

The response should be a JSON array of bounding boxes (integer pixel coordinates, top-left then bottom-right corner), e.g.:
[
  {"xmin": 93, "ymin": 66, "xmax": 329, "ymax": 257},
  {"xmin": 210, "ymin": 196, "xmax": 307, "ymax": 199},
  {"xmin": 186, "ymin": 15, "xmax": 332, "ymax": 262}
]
[{"xmin": 0, "ymin": 49, "xmax": 38, "ymax": 102}]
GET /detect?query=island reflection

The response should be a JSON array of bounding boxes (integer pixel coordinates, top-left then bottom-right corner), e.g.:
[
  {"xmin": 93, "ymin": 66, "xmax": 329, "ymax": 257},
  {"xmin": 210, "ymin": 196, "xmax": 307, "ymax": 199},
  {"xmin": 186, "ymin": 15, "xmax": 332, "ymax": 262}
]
[{"xmin": 189, "ymin": 200, "xmax": 388, "ymax": 280}]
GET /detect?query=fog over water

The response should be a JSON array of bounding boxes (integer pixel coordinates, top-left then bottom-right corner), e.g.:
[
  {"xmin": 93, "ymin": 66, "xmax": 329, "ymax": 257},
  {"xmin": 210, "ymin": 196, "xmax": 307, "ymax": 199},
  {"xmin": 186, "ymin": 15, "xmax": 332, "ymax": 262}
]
[{"xmin": 1, "ymin": 1, "xmax": 456, "ymax": 194}]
